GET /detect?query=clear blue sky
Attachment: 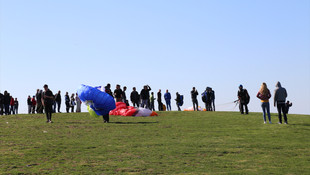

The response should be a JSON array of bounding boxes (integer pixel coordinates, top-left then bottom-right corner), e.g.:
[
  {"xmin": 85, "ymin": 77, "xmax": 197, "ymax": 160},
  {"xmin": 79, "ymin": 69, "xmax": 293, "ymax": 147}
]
[{"xmin": 1, "ymin": 0, "xmax": 309, "ymax": 114}]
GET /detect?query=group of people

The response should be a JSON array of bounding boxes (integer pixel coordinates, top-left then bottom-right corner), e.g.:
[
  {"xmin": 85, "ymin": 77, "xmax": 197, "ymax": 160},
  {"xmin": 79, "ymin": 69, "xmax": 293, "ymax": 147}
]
[
  {"xmin": 0, "ymin": 90, "xmax": 19, "ymax": 115},
  {"xmin": 238, "ymin": 81, "xmax": 292, "ymax": 124},
  {"xmin": 27, "ymin": 89, "xmax": 82, "ymax": 115}
]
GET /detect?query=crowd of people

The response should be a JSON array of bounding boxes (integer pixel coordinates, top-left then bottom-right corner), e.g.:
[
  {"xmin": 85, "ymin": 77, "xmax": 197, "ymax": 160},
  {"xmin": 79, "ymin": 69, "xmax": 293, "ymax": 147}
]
[
  {"xmin": 1, "ymin": 81, "xmax": 293, "ymax": 125},
  {"xmin": 0, "ymin": 90, "xmax": 19, "ymax": 115}
]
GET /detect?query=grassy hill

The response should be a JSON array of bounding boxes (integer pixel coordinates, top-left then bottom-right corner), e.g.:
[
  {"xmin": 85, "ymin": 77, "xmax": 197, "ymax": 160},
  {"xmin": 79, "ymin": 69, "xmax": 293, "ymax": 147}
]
[{"xmin": 1, "ymin": 111, "xmax": 309, "ymax": 174}]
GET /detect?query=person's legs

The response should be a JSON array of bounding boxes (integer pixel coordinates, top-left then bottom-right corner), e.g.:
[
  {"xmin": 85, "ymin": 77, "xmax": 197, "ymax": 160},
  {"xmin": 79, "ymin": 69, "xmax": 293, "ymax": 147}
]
[
  {"xmin": 212, "ymin": 100, "xmax": 215, "ymax": 111},
  {"xmin": 277, "ymin": 103, "xmax": 282, "ymax": 123},
  {"xmin": 57, "ymin": 102, "xmax": 61, "ymax": 112},
  {"xmin": 239, "ymin": 103, "xmax": 244, "ymax": 114},
  {"xmin": 245, "ymin": 104, "xmax": 249, "ymax": 114},
  {"xmin": 266, "ymin": 102, "xmax": 271, "ymax": 122},
  {"xmin": 261, "ymin": 102, "xmax": 267, "ymax": 122},
  {"xmin": 280, "ymin": 104, "xmax": 288, "ymax": 123},
  {"xmin": 102, "ymin": 114, "xmax": 109, "ymax": 123},
  {"xmin": 193, "ymin": 101, "xmax": 196, "ymax": 111},
  {"xmin": 28, "ymin": 105, "xmax": 31, "ymax": 114},
  {"xmin": 15, "ymin": 106, "xmax": 18, "ymax": 114}
]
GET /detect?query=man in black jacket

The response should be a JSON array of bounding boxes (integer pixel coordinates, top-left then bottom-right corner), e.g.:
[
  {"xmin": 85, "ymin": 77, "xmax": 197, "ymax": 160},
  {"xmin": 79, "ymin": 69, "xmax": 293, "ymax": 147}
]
[
  {"xmin": 42, "ymin": 84, "xmax": 55, "ymax": 123},
  {"xmin": 191, "ymin": 87, "xmax": 199, "ymax": 111},
  {"xmin": 140, "ymin": 85, "xmax": 151, "ymax": 109},
  {"xmin": 157, "ymin": 89, "xmax": 163, "ymax": 111},
  {"xmin": 237, "ymin": 85, "xmax": 250, "ymax": 114},
  {"xmin": 55, "ymin": 90, "xmax": 62, "ymax": 113},
  {"xmin": 130, "ymin": 87, "xmax": 140, "ymax": 107}
]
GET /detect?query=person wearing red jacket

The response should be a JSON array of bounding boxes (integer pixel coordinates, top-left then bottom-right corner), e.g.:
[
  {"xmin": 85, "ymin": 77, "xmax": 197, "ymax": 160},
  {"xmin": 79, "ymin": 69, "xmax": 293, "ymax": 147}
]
[
  {"xmin": 10, "ymin": 96, "xmax": 15, "ymax": 115},
  {"xmin": 31, "ymin": 96, "xmax": 37, "ymax": 114}
]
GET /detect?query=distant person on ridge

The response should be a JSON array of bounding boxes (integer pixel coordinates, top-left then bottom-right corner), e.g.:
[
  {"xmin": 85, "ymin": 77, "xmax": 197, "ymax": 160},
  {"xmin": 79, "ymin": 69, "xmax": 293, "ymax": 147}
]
[
  {"xmin": 65, "ymin": 92, "xmax": 70, "ymax": 113},
  {"xmin": 42, "ymin": 84, "xmax": 55, "ymax": 123},
  {"xmin": 274, "ymin": 81, "xmax": 288, "ymax": 124},
  {"xmin": 191, "ymin": 87, "xmax": 199, "ymax": 111},
  {"xmin": 104, "ymin": 83, "xmax": 113, "ymax": 97},
  {"xmin": 175, "ymin": 92, "xmax": 182, "ymax": 111},
  {"xmin": 164, "ymin": 89, "xmax": 171, "ymax": 111},
  {"xmin": 210, "ymin": 88, "xmax": 215, "ymax": 111},
  {"xmin": 3, "ymin": 91, "xmax": 10, "ymax": 115},
  {"xmin": 157, "ymin": 89, "xmax": 163, "ymax": 111},
  {"xmin": 55, "ymin": 90, "xmax": 62, "ymax": 113},
  {"xmin": 114, "ymin": 84, "xmax": 123, "ymax": 102},
  {"xmin": 122, "ymin": 86, "xmax": 127, "ymax": 103},
  {"xmin": 14, "ymin": 98, "xmax": 19, "ymax": 114},
  {"xmin": 257, "ymin": 82, "xmax": 272, "ymax": 124},
  {"xmin": 31, "ymin": 96, "xmax": 36, "ymax": 114},
  {"xmin": 140, "ymin": 85, "xmax": 151, "ymax": 108},
  {"xmin": 10, "ymin": 96, "xmax": 15, "ymax": 115},
  {"xmin": 75, "ymin": 93, "xmax": 81, "ymax": 112},
  {"xmin": 27, "ymin": 95, "xmax": 32, "ymax": 114},
  {"xmin": 150, "ymin": 92, "xmax": 156, "ymax": 111},
  {"xmin": 237, "ymin": 85, "xmax": 250, "ymax": 114},
  {"xmin": 130, "ymin": 87, "xmax": 140, "ymax": 107},
  {"xmin": 0, "ymin": 91, "xmax": 4, "ymax": 115},
  {"xmin": 36, "ymin": 89, "xmax": 44, "ymax": 113},
  {"xmin": 70, "ymin": 93, "xmax": 76, "ymax": 112}
]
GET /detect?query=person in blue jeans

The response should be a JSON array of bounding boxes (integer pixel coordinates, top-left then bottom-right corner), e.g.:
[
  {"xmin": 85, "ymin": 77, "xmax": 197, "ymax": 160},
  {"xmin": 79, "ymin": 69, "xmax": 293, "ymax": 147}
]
[
  {"xmin": 256, "ymin": 82, "xmax": 272, "ymax": 124},
  {"xmin": 164, "ymin": 89, "xmax": 171, "ymax": 111}
]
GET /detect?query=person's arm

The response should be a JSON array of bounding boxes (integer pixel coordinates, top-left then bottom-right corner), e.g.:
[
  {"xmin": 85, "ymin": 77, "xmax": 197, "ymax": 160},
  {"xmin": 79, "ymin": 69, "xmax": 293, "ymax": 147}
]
[
  {"xmin": 274, "ymin": 90, "xmax": 277, "ymax": 106},
  {"xmin": 256, "ymin": 92, "xmax": 261, "ymax": 99},
  {"xmin": 148, "ymin": 85, "xmax": 151, "ymax": 91}
]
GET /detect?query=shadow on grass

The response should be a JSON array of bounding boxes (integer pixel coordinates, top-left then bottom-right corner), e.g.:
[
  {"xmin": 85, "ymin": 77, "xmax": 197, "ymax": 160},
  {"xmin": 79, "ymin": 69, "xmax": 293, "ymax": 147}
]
[{"xmin": 109, "ymin": 121, "xmax": 159, "ymax": 125}]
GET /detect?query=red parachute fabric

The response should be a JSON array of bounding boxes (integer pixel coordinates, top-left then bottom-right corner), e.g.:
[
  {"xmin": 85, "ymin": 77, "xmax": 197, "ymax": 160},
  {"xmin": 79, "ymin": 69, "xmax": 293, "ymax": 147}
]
[{"xmin": 109, "ymin": 102, "xmax": 157, "ymax": 117}]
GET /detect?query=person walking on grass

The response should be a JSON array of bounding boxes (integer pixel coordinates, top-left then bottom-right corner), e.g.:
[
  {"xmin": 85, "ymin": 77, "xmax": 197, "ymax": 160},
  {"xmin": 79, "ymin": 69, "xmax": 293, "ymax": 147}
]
[
  {"xmin": 157, "ymin": 89, "xmax": 163, "ymax": 111},
  {"xmin": 257, "ymin": 82, "xmax": 272, "ymax": 124},
  {"xmin": 274, "ymin": 81, "xmax": 288, "ymax": 124},
  {"xmin": 42, "ymin": 84, "xmax": 54, "ymax": 123},
  {"xmin": 55, "ymin": 90, "xmax": 62, "ymax": 113},
  {"xmin": 175, "ymin": 92, "xmax": 182, "ymax": 111},
  {"xmin": 164, "ymin": 89, "xmax": 171, "ymax": 111},
  {"xmin": 150, "ymin": 92, "xmax": 156, "ymax": 111}
]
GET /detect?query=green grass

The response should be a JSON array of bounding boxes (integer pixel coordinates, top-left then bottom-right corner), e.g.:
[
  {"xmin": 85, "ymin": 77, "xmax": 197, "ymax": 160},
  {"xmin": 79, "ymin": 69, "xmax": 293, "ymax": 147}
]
[{"xmin": 1, "ymin": 111, "xmax": 310, "ymax": 174}]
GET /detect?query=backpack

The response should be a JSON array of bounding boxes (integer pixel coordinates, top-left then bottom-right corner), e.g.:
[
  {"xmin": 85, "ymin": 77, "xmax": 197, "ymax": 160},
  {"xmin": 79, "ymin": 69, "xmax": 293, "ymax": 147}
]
[
  {"xmin": 179, "ymin": 95, "xmax": 184, "ymax": 106},
  {"xmin": 202, "ymin": 92, "xmax": 207, "ymax": 102}
]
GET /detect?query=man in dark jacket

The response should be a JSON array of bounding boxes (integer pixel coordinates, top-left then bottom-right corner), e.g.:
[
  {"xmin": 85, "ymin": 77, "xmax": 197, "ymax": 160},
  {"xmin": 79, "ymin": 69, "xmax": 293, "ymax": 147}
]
[
  {"xmin": 140, "ymin": 85, "xmax": 151, "ymax": 108},
  {"xmin": 104, "ymin": 83, "xmax": 113, "ymax": 97},
  {"xmin": 191, "ymin": 87, "xmax": 199, "ymax": 111},
  {"xmin": 157, "ymin": 89, "xmax": 163, "ymax": 111},
  {"xmin": 237, "ymin": 85, "xmax": 250, "ymax": 114},
  {"xmin": 274, "ymin": 81, "xmax": 288, "ymax": 124},
  {"xmin": 130, "ymin": 87, "xmax": 140, "ymax": 107},
  {"xmin": 55, "ymin": 90, "xmax": 62, "ymax": 113},
  {"xmin": 65, "ymin": 92, "xmax": 70, "ymax": 113},
  {"xmin": 36, "ymin": 89, "xmax": 43, "ymax": 113},
  {"xmin": 210, "ymin": 88, "xmax": 215, "ymax": 111},
  {"xmin": 3, "ymin": 91, "xmax": 10, "ymax": 115},
  {"xmin": 42, "ymin": 84, "xmax": 54, "ymax": 123}
]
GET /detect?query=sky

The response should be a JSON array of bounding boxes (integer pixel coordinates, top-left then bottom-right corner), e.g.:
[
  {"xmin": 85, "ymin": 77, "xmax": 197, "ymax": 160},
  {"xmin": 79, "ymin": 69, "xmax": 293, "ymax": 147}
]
[{"xmin": 0, "ymin": 0, "xmax": 309, "ymax": 115}]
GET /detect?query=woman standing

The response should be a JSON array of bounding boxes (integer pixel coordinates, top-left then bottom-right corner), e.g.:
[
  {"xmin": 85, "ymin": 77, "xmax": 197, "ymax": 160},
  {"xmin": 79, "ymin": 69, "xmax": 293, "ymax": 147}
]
[
  {"xmin": 257, "ymin": 82, "xmax": 272, "ymax": 124},
  {"xmin": 70, "ymin": 93, "xmax": 76, "ymax": 113},
  {"xmin": 75, "ymin": 93, "xmax": 81, "ymax": 112}
]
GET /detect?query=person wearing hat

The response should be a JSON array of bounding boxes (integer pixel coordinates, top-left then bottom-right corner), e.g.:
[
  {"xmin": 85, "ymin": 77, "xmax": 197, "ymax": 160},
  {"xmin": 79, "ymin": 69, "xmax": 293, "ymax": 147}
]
[
  {"xmin": 42, "ymin": 84, "xmax": 55, "ymax": 123},
  {"xmin": 237, "ymin": 85, "xmax": 250, "ymax": 114}
]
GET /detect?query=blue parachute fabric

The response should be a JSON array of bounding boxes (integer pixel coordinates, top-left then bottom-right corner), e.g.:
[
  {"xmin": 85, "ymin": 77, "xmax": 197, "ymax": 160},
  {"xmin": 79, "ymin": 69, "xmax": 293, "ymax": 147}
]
[{"xmin": 77, "ymin": 84, "xmax": 116, "ymax": 115}]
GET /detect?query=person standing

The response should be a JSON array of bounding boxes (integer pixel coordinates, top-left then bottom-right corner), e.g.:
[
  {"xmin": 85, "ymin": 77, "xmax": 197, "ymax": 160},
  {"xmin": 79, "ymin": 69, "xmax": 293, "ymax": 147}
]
[
  {"xmin": 210, "ymin": 88, "xmax": 215, "ymax": 111},
  {"xmin": 31, "ymin": 96, "xmax": 36, "ymax": 114},
  {"xmin": 237, "ymin": 85, "xmax": 250, "ymax": 114},
  {"xmin": 70, "ymin": 93, "xmax": 75, "ymax": 112},
  {"xmin": 191, "ymin": 87, "xmax": 199, "ymax": 111},
  {"xmin": 55, "ymin": 90, "xmax": 62, "ymax": 113},
  {"xmin": 10, "ymin": 96, "xmax": 15, "ymax": 115},
  {"xmin": 140, "ymin": 85, "xmax": 151, "ymax": 108},
  {"xmin": 75, "ymin": 93, "xmax": 81, "ymax": 112},
  {"xmin": 14, "ymin": 98, "xmax": 19, "ymax": 114},
  {"xmin": 65, "ymin": 92, "xmax": 70, "ymax": 113},
  {"xmin": 130, "ymin": 87, "xmax": 140, "ymax": 107},
  {"xmin": 42, "ymin": 84, "xmax": 54, "ymax": 123},
  {"xmin": 175, "ymin": 92, "xmax": 182, "ymax": 111},
  {"xmin": 3, "ymin": 91, "xmax": 10, "ymax": 115},
  {"xmin": 150, "ymin": 92, "xmax": 156, "ymax": 111},
  {"xmin": 257, "ymin": 83, "xmax": 272, "ymax": 124},
  {"xmin": 274, "ymin": 81, "xmax": 288, "ymax": 124},
  {"xmin": 27, "ymin": 95, "xmax": 32, "ymax": 114},
  {"xmin": 36, "ymin": 89, "xmax": 43, "ymax": 113},
  {"xmin": 122, "ymin": 86, "xmax": 127, "ymax": 103},
  {"xmin": 114, "ymin": 84, "xmax": 123, "ymax": 102},
  {"xmin": 104, "ymin": 83, "xmax": 114, "ymax": 97},
  {"xmin": 0, "ymin": 92, "xmax": 4, "ymax": 115},
  {"xmin": 157, "ymin": 89, "xmax": 163, "ymax": 111},
  {"xmin": 164, "ymin": 89, "xmax": 171, "ymax": 111}
]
